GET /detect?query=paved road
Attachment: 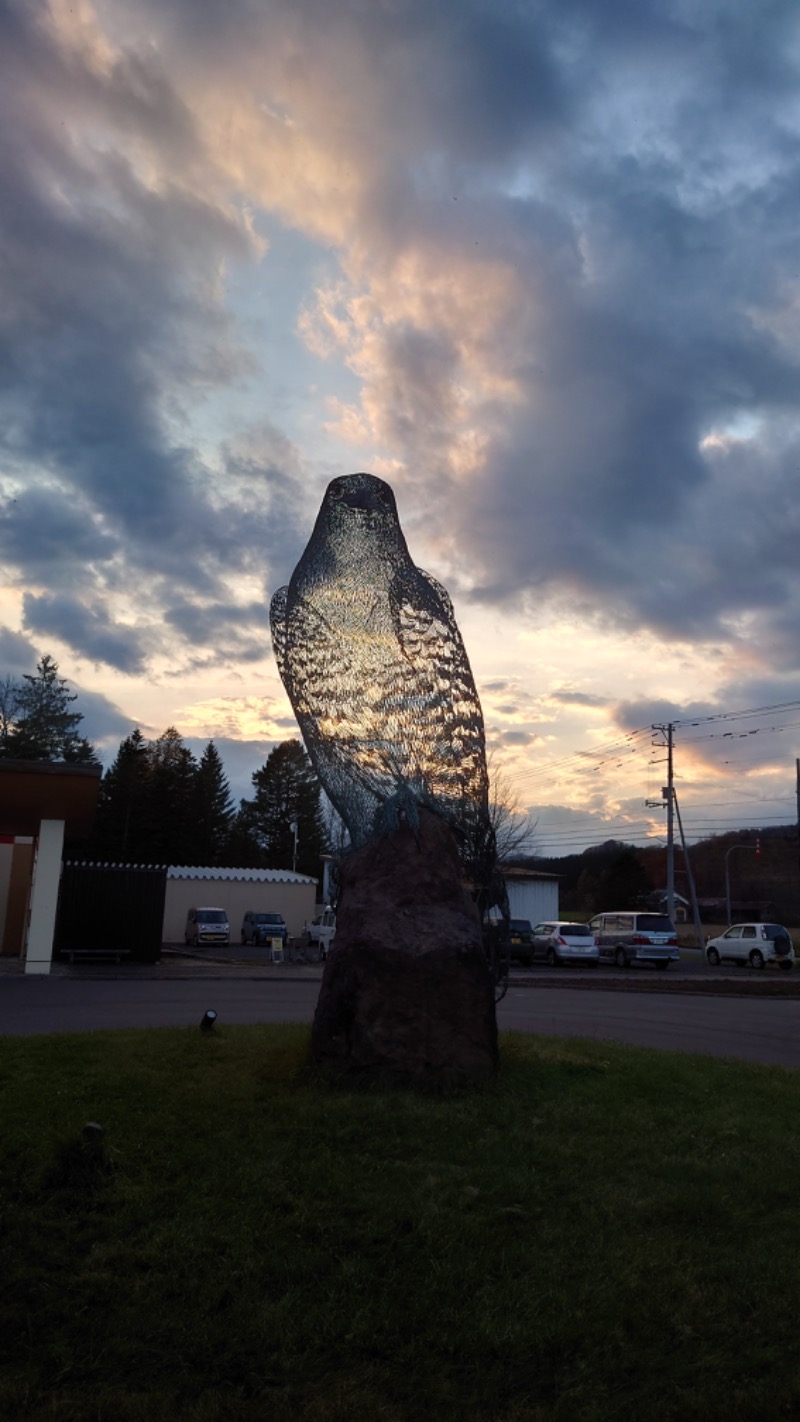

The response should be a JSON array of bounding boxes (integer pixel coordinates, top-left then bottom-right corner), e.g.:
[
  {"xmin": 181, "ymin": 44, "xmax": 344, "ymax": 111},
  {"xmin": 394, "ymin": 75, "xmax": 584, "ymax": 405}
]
[
  {"xmin": 2, "ymin": 976, "xmax": 800, "ymax": 1069},
  {"xmin": 510, "ymin": 952, "xmax": 792, "ymax": 983},
  {"xmin": 500, "ymin": 985, "xmax": 800, "ymax": 1067}
]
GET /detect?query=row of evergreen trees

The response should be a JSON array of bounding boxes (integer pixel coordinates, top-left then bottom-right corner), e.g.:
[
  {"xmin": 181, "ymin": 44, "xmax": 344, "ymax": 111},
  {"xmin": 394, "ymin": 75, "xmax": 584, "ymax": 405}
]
[
  {"xmin": 91, "ymin": 730, "xmax": 328, "ymax": 874},
  {"xmin": 2, "ymin": 656, "xmax": 329, "ymax": 875}
]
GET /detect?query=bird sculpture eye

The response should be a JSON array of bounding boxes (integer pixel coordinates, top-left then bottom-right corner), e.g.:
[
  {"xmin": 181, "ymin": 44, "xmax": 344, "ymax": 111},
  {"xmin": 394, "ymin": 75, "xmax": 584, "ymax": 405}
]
[{"xmin": 330, "ymin": 484, "xmax": 344, "ymax": 500}]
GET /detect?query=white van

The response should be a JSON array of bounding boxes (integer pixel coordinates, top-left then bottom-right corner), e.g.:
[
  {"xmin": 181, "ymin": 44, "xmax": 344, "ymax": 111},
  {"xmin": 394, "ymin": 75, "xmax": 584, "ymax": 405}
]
[{"xmin": 184, "ymin": 907, "xmax": 230, "ymax": 946}]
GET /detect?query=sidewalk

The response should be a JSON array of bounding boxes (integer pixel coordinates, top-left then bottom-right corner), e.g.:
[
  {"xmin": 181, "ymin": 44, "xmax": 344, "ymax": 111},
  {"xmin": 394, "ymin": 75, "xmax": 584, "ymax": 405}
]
[{"xmin": 0, "ymin": 947, "xmax": 326, "ymax": 981}]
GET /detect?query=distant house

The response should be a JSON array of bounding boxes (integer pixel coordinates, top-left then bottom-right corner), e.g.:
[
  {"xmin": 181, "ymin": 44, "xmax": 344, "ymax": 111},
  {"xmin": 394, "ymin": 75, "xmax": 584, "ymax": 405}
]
[
  {"xmin": 696, "ymin": 897, "xmax": 773, "ymax": 924},
  {"xmin": 645, "ymin": 890, "xmax": 690, "ymax": 923}
]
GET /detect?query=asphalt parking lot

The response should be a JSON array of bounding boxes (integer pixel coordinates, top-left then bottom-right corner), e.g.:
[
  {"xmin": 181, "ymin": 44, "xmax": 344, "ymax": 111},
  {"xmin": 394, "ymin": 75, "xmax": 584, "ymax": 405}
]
[
  {"xmin": 511, "ymin": 950, "xmax": 775, "ymax": 981},
  {"xmin": 2, "ymin": 945, "xmax": 796, "ymax": 996}
]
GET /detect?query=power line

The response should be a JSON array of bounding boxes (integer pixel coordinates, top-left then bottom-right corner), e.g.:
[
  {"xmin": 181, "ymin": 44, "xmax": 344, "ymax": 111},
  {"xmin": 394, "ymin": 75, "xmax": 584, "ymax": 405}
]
[
  {"xmin": 676, "ymin": 719, "xmax": 800, "ymax": 744},
  {"xmin": 509, "ymin": 729, "xmax": 652, "ymax": 787},
  {"xmin": 498, "ymin": 699, "xmax": 800, "ymax": 792},
  {"xmin": 535, "ymin": 819, "xmax": 793, "ymax": 842},
  {"xmin": 673, "ymin": 699, "xmax": 800, "ymax": 728},
  {"xmin": 670, "ymin": 796, "xmax": 795, "ymax": 807},
  {"xmin": 511, "ymin": 739, "xmax": 653, "ymax": 784},
  {"xmin": 532, "ymin": 825, "xmax": 793, "ymax": 852}
]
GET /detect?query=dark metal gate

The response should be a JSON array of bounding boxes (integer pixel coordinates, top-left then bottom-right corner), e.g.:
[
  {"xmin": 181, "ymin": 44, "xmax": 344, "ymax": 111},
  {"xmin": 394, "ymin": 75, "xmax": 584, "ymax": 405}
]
[{"xmin": 54, "ymin": 863, "xmax": 167, "ymax": 963}]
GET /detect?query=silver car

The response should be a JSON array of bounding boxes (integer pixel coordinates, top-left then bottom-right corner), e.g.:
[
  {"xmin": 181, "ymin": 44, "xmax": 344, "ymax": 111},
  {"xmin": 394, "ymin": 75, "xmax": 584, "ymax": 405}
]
[
  {"xmin": 530, "ymin": 922, "xmax": 599, "ymax": 967},
  {"xmin": 589, "ymin": 911, "xmax": 680, "ymax": 970}
]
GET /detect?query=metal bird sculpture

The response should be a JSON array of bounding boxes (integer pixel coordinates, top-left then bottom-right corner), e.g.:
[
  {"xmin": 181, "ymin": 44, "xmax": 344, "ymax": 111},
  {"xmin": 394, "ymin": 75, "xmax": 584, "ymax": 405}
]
[{"xmin": 270, "ymin": 473, "xmax": 494, "ymax": 876}]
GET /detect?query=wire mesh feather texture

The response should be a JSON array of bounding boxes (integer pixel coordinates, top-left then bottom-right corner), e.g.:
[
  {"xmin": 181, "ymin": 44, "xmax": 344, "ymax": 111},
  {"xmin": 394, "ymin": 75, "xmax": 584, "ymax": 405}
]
[{"xmin": 270, "ymin": 473, "xmax": 498, "ymax": 895}]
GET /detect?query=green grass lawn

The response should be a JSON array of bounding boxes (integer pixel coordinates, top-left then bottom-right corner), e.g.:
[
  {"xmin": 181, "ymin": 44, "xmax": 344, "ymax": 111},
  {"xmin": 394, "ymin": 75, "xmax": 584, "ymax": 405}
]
[{"xmin": 2, "ymin": 1025, "xmax": 799, "ymax": 1422}]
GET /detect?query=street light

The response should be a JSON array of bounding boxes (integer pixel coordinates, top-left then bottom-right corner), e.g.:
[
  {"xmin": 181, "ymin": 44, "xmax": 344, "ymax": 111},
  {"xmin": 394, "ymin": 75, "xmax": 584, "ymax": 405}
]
[
  {"xmin": 724, "ymin": 843, "xmax": 759, "ymax": 926},
  {"xmin": 290, "ymin": 821, "xmax": 298, "ymax": 873}
]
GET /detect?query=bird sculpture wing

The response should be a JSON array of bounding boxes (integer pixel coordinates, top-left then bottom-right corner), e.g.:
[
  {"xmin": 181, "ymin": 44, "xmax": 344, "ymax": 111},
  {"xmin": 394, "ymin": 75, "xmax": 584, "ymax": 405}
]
[
  {"xmin": 270, "ymin": 583, "xmax": 389, "ymax": 836},
  {"xmin": 270, "ymin": 564, "xmax": 490, "ymax": 848},
  {"xmin": 270, "ymin": 585, "xmax": 290, "ymax": 687},
  {"xmin": 388, "ymin": 564, "xmax": 489, "ymax": 815}
]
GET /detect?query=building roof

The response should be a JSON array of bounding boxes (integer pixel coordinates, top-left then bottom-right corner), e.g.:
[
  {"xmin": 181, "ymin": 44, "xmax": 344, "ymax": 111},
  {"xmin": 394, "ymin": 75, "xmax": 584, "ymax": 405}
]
[
  {"xmin": 167, "ymin": 865, "xmax": 317, "ymax": 885},
  {"xmin": 650, "ymin": 889, "xmax": 690, "ymax": 905},
  {"xmin": 0, "ymin": 758, "xmax": 101, "ymax": 836},
  {"xmin": 502, "ymin": 865, "xmax": 561, "ymax": 882}
]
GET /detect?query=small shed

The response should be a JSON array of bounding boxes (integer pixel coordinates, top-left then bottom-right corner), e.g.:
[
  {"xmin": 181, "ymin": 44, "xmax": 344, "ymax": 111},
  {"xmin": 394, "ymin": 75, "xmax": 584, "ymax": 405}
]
[
  {"xmin": 502, "ymin": 866, "xmax": 560, "ymax": 925},
  {"xmin": 163, "ymin": 866, "xmax": 318, "ymax": 943}
]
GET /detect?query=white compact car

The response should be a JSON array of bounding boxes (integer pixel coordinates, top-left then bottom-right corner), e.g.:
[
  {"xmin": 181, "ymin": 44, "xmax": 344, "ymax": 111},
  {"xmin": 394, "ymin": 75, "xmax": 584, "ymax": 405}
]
[{"xmin": 705, "ymin": 923, "xmax": 794, "ymax": 970}]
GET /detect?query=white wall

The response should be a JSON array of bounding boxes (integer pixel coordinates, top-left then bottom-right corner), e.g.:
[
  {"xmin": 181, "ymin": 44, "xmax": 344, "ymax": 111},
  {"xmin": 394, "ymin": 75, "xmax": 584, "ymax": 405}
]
[
  {"xmin": 163, "ymin": 877, "xmax": 317, "ymax": 942},
  {"xmin": 506, "ymin": 879, "xmax": 559, "ymax": 925}
]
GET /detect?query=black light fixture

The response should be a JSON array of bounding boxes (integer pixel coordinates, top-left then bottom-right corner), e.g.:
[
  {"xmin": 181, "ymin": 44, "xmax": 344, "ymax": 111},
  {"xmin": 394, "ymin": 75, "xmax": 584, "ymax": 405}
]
[{"xmin": 200, "ymin": 1009, "xmax": 218, "ymax": 1033}]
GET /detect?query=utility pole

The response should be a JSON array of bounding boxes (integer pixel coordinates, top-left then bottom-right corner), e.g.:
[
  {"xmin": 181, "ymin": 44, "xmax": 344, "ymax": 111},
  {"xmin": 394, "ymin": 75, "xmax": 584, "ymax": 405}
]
[
  {"xmin": 650, "ymin": 723, "xmax": 675, "ymax": 923},
  {"xmin": 673, "ymin": 789, "xmax": 705, "ymax": 949},
  {"xmin": 665, "ymin": 722, "xmax": 674, "ymax": 924},
  {"xmin": 290, "ymin": 821, "xmax": 298, "ymax": 873},
  {"xmin": 796, "ymin": 758, "xmax": 799, "ymax": 873}
]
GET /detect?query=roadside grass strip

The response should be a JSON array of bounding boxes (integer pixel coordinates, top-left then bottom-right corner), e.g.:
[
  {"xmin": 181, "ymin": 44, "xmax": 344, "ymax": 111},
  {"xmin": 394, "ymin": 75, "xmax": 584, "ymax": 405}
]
[{"xmin": 1, "ymin": 1025, "xmax": 798, "ymax": 1421}]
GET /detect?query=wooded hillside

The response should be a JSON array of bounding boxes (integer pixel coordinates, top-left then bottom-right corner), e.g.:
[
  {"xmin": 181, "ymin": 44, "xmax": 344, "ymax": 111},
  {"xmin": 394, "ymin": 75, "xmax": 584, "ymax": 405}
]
[{"xmin": 525, "ymin": 825, "xmax": 800, "ymax": 922}]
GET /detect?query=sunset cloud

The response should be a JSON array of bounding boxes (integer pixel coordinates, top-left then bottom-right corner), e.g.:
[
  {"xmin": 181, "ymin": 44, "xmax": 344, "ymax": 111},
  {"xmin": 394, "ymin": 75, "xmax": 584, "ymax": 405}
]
[{"xmin": 3, "ymin": 0, "xmax": 800, "ymax": 838}]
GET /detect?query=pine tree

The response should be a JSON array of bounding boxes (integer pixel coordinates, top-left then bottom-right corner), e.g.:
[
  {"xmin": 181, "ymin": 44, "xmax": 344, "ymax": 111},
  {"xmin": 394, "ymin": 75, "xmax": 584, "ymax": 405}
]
[
  {"xmin": 193, "ymin": 741, "xmax": 235, "ymax": 866},
  {"xmin": 0, "ymin": 676, "xmax": 19, "ymax": 756},
  {"xmin": 241, "ymin": 740, "xmax": 328, "ymax": 876},
  {"xmin": 92, "ymin": 726, "xmax": 202, "ymax": 865},
  {"xmin": 148, "ymin": 728, "xmax": 200, "ymax": 865},
  {"xmin": 90, "ymin": 730, "xmax": 152, "ymax": 862},
  {"xmin": 3, "ymin": 655, "xmax": 99, "ymax": 763},
  {"xmin": 225, "ymin": 801, "xmax": 264, "ymax": 869}
]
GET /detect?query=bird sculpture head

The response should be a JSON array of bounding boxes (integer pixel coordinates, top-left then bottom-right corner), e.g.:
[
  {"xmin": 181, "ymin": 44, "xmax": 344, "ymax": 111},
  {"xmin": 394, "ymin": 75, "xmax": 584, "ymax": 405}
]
[{"xmin": 290, "ymin": 473, "xmax": 411, "ymax": 596}]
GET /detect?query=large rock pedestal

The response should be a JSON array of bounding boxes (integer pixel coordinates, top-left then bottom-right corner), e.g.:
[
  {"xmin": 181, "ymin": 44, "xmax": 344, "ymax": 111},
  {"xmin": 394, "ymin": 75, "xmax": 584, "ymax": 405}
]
[{"xmin": 311, "ymin": 809, "xmax": 498, "ymax": 1087}]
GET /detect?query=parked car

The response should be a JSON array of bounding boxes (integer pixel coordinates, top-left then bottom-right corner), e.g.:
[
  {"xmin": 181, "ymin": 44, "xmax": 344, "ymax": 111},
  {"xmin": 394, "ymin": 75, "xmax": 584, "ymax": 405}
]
[
  {"xmin": 530, "ymin": 922, "xmax": 600, "ymax": 967},
  {"xmin": 241, "ymin": 911, "xmax": 288, "ymax": 947},
  {"xmin": 508, "ymin": 918, "xmax": 534, "ymax": 963},
  {"xmin": 306, "ymin": 907, "xmax": 336, "ymax": 957},
  {"xmin": 705, "ymin": 923, "xmax": 795, "ymax": 970},
  {"xmin": 588, "ymin": 911, "xmax": 680, "ymax": 970},
  {"xmin": 184, "ymin": 907, "xmax": 230, "ymax": 946}
]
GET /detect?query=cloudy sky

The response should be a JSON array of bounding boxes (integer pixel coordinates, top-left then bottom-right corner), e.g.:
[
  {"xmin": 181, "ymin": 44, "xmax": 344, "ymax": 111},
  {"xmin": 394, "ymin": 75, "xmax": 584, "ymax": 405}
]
[{"xmin": 3, "ymin": 0, "xmax": 800, "ymax": 854}]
